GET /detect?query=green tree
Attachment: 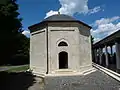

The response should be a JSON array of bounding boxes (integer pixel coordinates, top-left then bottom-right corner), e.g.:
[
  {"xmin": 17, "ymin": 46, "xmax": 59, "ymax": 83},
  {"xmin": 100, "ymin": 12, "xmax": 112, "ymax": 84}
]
[
  {"xmin": 91, "ymin": 35, "xmax": 94, "ymax": 45},
  {"xmin": 11, "ymin": 34, "xmax": 29, "ymax": 65},
  {"xmin": 0, "ymin": 0, "xmax": 29, "ymax": 65}
]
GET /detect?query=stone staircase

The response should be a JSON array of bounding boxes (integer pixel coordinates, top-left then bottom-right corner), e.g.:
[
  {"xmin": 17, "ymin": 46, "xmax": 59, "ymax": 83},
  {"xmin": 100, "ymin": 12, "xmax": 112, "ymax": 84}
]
[
  {"xmin": 53, "ymin": 69, "xmax": 76, "ymax": 74},
  {"xmin": 51, "ymin": 69, "xmax": 77, "ymax": 75}
]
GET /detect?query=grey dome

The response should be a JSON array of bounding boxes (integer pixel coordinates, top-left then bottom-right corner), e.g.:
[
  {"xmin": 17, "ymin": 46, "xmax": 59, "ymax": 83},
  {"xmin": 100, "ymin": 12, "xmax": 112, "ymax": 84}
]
[
  {"xmin": 43, "ymin": 14, "xmax": 77, "ymax": 21},
  {"xmin": 28, "ymin": 14, "xmax": 92, "ymax": 31}
]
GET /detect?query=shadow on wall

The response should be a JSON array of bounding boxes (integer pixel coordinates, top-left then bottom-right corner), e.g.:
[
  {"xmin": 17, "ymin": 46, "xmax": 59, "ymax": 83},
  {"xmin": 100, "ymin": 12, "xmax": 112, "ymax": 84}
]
[{"xmin": 0, "ymin": 72, "xmax": 36, "ymax": 90}]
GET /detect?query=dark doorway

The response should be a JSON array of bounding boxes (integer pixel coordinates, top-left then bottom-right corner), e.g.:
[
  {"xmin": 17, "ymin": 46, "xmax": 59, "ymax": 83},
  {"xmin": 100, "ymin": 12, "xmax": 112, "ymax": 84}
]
[{"xmin": 59, "ymin": 51, "xmax": 68, "ymax": 69}]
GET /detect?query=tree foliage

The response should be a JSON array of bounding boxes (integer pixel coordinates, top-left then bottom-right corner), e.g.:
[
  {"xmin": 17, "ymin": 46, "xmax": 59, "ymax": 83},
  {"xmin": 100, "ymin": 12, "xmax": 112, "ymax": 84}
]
[
  {"xmin": 0, "ymin": 0, "xmax": 29, "ymax": 65},
  {"xmin": 91, "ymin": 35, "xmax": 94, "ymax": 45}
]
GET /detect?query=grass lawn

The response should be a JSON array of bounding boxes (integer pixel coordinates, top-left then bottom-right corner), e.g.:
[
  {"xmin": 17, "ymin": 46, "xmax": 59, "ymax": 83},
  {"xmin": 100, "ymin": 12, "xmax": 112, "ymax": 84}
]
[{"xmin": 6, "ymin": 65, "xmax": 29, "ymax": 72}]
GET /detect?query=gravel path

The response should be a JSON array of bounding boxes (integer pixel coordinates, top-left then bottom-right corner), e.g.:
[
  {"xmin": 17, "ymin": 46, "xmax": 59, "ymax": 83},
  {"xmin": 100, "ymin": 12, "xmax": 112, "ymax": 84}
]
[{"xmin": 45, "ymin": 70, "xmax": 120, "ymax": 90}]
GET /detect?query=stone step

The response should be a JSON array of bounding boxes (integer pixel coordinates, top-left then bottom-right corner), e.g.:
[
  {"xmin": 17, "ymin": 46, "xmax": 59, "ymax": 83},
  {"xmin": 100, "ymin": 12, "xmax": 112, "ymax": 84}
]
[{"xmin": 52, "ymin": 69, "xmax": 76, "ymax": 74}]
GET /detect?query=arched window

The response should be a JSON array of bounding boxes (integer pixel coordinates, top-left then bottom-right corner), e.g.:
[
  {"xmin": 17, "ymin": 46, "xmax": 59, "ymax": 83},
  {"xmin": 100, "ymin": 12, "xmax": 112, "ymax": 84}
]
[{"xmin": 58, "ymin": 41, "xmax": 68, "ymax": 46}]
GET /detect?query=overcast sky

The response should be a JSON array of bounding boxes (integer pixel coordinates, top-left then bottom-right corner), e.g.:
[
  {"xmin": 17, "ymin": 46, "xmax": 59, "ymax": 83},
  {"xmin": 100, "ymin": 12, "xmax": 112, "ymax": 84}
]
[{"xmin": 18, "ymin": 0, "xmax": 120, "ymax": 42}]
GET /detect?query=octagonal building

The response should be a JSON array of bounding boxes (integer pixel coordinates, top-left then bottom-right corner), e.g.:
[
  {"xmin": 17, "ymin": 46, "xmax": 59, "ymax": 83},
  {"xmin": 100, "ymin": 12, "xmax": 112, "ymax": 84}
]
[{"xmin": 28, "ymin": 14, "xmax": 92, "ymax": 75}]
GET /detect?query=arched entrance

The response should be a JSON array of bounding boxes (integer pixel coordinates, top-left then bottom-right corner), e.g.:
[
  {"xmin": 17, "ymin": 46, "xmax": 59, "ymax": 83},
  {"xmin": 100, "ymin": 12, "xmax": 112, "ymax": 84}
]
[{"xmin": 59, "ymin": 51, "xmax": 68, "ymax": 69}]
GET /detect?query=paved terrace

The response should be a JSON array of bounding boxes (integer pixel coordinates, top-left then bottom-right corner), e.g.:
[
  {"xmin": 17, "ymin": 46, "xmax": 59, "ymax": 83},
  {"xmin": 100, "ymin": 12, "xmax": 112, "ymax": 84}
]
[
  {"xmin": 0, "ymin": 67, "xmax": 120, "ymax": 90},
  {"xmin": 44, "ymin": 69, "xmax": 120, "ymax": 90}
]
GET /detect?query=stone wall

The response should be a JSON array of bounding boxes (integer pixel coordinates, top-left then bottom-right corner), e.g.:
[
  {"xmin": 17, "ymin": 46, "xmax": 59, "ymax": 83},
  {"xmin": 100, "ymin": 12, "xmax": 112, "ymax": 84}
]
[
  {"xmin": 30, "ymin": 22, "xmax": 92, "ymax": 75},
  {"xmin": 47, "ymin": 22, "xmax": 92, "ymax": 73},
  {"xmin": 30, "ymin": 28, "xmax": 47, "ymax": 74}
]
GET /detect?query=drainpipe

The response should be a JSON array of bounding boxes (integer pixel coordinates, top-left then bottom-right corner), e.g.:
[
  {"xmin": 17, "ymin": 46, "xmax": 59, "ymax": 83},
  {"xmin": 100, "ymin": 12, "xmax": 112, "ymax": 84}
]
[{"xmin": 46, "ymin": 24, "xmax": 49, "ymax": 74}]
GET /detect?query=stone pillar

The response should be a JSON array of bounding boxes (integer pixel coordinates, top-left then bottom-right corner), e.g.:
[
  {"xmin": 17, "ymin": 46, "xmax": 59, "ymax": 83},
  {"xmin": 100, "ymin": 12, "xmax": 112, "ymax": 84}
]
[
  {"xmin": 94, "ymin": 49, "xmax": 98, "ymax": 63},
  {"xmin": 97, "ymin": 49, "xmax": 99, "ymax": 64},
  {"xmin": 110, "ymin": 45, "xmax": 113, "ymax": 65},
  {"xmin": 99, "ymin": 48, "xmax": 103, "ymax": 65},
  {"xmin": 105, "ymin": 45, "xmax": 109, "ymax": 67},
  {"xmin": 115, "ymin": 42, "xmax": 120, "ymax": 71},
  {"xmin": 110, "ymin": 45, "xmax": 113, "ymax": 55}
]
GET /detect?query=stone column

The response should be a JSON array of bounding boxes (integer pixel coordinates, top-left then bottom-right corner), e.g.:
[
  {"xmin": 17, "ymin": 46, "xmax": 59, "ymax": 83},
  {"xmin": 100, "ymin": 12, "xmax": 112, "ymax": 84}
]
[
  {"xmin": 97, "ymin": 49, "xmax": 99, "ymax": 64},
  {"xmin": 94, "ymin": 49, "xmax": 98, "ymax": 64},
  {"xmin": 99, "ymin": 48, "xmax": 103, "ymax": 65},
  {"xmin": 110, "ymin": 45, "xmax": 113, "ymax": 55},
  {"xmin": 105, "ymin": 45, "xmax": 109, "ymax": 67},
  {"xmin": 115, "ymin": 42, "xmax": 120, "ymax": 71},
  {"xmin": 110, "ymin": 45, "xmax": 113, "ymax": 65}
]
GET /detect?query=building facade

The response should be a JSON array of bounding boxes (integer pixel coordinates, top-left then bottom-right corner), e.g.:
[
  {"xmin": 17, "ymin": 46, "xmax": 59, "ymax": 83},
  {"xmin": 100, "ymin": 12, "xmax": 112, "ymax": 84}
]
[{"xmin": 28, "ymin": 14, "xmax": 92, "ymax": 75}]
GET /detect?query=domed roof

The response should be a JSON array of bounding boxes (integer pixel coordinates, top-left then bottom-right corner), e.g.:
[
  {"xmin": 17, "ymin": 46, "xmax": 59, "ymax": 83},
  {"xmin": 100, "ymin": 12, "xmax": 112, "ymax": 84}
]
[
  {"xmin": 43, "ymin": 14, "xmax": 77, "ymax": 21},
  {"xmin": 28, "ymin": 14, "xmax": 92, "ymax": 31}
]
